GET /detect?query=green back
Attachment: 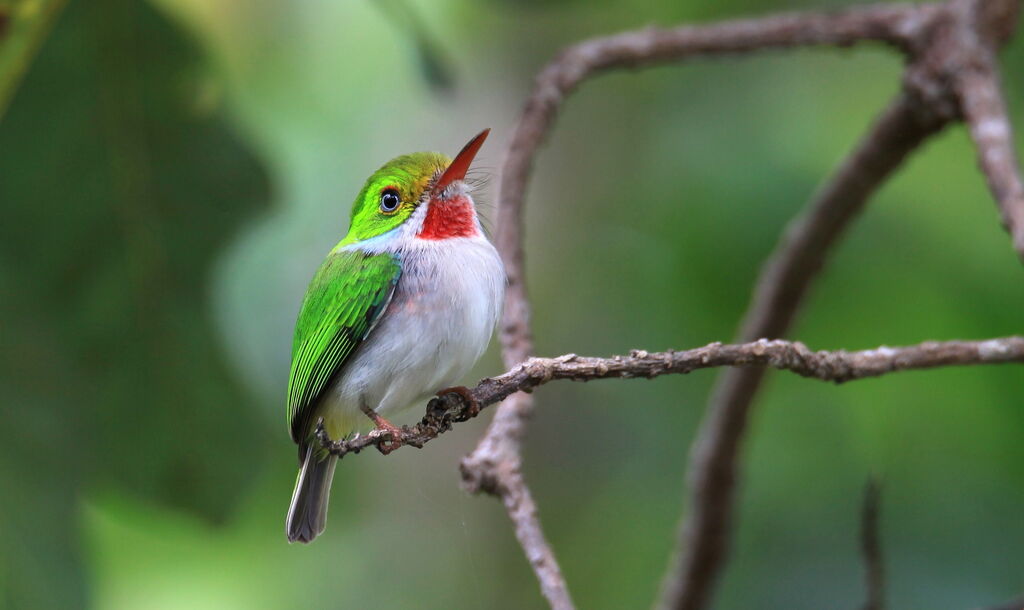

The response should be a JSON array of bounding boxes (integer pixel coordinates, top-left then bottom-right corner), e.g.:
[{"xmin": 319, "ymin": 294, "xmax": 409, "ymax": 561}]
[{"xmin": 286, "ymin": 250, "xmax": 401, "ymax": 444}]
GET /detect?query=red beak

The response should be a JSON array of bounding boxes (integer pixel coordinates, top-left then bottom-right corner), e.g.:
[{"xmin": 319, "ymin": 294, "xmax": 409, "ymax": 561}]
[{"xmin": 433, "ymin": 128, "xmax": 489, "ymax": 194}]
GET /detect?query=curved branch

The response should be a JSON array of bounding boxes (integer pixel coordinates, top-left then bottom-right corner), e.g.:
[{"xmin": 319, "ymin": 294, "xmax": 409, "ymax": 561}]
[
  {"xmin": 494, "ymin": 3, "xmax": 939, "ymax": 268},
  {"xmin": 319, "ymin": 336, "xmax": 1024, "ymax": 457}
]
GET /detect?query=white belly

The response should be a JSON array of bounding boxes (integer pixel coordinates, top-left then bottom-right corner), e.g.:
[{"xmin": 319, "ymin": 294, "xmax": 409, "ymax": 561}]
[{"xmin": 320, "ymin": 236, "xmax": 504, "ymax": 437}]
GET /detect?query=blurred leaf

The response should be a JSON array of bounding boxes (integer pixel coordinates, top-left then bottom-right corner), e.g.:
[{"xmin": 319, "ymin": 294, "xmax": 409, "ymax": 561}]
[
  {"xmin": 0, "ymin": 0, "xmax": 269, "ymax": 605},
  {"xmin": 0, "ymin": 0, "xmax": 67, "ymax": 121}
]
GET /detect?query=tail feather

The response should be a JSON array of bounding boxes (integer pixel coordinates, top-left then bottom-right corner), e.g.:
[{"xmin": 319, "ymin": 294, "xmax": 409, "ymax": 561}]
[{"xmin": 286, "ymin": 445, "xmax": 338, "ymax": 543}]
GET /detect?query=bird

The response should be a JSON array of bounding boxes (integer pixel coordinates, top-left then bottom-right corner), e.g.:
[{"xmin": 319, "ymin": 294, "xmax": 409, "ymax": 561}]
[{"xmin": 285, "ymin": 129, "xmax": 504, "ymax": 543}]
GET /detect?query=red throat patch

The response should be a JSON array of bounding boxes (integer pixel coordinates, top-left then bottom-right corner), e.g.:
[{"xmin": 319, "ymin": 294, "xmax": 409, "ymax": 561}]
[{"xmin": 417, "ymin": 196, "xmax": 478, "ymax": 240}]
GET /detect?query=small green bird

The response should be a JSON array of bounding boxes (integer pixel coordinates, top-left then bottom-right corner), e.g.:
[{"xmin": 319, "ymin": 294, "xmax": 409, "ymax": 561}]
[{"xmin": 285, "ymin": 129, "xmax": 504, "ymax": 543}]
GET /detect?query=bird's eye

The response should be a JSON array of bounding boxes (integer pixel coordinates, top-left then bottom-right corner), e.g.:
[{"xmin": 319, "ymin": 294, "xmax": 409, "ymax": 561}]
[{"xmin": 379, "ymin": 189, "xmax": 401, "ymax": 213}]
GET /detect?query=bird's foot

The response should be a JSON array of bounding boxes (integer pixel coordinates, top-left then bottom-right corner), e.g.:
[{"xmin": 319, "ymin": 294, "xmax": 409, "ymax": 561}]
[
  {"xmin": 360, "ymin": 405, "xmax": 404, "ymax": 455},
  {"xmin": 436, "ymin": 385, "xmax": 479, "ymax": 418},
  {"xmin": 314, "ymin": 418, "xmax": 332, "ymax": 445}
]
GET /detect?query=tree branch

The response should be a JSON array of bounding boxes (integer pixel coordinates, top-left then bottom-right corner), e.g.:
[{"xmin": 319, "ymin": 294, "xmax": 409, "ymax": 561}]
[
  {"xmin": 319, "ymin": 336, "xmax": 1024, "ymax": 457},
  {"xmin": 491, "ymin": 3, "xmax": 944, "ymax": 270},
  {"xmin": 951, "ymin": 0, "xmax": 1024, "ymax": 260}
]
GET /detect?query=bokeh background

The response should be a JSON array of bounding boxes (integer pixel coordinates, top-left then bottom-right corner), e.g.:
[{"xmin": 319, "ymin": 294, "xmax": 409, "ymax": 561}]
[{"xmin": 1, "ymin": 0, "xmax": 1022, "ymax": 608}]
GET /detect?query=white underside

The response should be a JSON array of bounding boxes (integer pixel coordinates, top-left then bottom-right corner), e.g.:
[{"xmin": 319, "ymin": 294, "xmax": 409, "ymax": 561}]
[{"xmin": 319, "ymin": 234, "xmax": 504, "ymax": 437}]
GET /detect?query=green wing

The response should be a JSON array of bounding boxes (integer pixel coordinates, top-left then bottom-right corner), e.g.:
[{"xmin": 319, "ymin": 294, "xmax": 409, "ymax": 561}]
[{"xmin": 287, "ymin": 250, "xmax": 401, "ymax": 443}]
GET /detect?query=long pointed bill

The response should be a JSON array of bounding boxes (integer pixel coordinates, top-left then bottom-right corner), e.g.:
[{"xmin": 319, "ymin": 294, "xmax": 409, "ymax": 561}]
[{"xmin": 433, "ymin": 128, "xmax": 490, "ymax": 194}]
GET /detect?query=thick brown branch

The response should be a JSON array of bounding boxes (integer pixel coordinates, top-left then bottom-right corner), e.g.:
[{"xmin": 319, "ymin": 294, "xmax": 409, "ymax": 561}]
[
  {"xmin": 319, "ymin": 336, "xmax": 1024, "ymax": 457},
  {"xmin": 658, "ymin": 93, "xmax": 948, "ymax": 610}
]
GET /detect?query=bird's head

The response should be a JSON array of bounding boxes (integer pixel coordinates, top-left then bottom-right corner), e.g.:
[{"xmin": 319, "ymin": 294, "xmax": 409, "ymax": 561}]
[{"xmin": 340, "ymin": 129, "xmax": 490, "ymax": 247}]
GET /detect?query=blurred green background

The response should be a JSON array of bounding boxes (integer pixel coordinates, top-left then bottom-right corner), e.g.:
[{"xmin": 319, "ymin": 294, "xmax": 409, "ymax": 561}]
[{"xmin": 1, "ymin": 0, "xmax": 1022, "ymax": 608}]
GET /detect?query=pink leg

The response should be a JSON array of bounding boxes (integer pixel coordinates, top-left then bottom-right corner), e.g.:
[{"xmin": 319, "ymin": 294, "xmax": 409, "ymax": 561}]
[{"xmin": 360, "ymin": 403, "xmax": 403, "ymax": 455}]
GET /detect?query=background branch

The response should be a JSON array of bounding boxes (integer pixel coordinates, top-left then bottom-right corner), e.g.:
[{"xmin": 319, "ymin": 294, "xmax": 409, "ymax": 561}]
[{"xmin": 954, "ymin": 7, "xmax": 1024, "ymax": 261}]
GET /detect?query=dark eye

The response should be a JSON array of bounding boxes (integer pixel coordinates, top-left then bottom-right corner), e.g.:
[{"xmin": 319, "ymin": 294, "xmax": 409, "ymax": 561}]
[{"xmin": 379, "ymin": 189, "xmax": 401, "ymax": 213}]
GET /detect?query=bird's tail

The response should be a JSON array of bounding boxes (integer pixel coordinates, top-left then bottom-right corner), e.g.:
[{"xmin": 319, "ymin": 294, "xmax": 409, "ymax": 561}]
[{"xmin": 286, "ymin": 445, "xmax": 338, "ymax": 543}]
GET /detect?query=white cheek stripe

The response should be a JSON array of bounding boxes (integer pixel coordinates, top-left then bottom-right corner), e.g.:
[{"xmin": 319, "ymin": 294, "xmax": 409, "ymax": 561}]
[{"xmin": 335, "ymin": 227, "xmax": 399, "ymax": 253}]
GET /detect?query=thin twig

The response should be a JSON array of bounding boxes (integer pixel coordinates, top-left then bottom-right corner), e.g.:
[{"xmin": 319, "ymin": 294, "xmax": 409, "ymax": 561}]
[
  {"xmin": 493, "ymin": 3, "xmax": 942, "ymax": 264},
  {"xmin": 860, "ymin": 479, "xmax": 885, "ymax": 610},
  {"xmin": 318, "ymin": 336, "xmax": 1024, "ymax": 457}
]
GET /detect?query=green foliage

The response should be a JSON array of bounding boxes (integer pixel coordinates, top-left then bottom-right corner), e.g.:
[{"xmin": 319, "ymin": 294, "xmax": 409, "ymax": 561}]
[{"xmin": 0, "ymin": 0, "xmax": 268, "ymax": 606}]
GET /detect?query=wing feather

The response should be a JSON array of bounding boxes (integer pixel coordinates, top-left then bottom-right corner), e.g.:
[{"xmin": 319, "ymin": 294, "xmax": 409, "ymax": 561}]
[{"xmin": 287, "ymin": 251, "xmax": 401, "ymax": 443}]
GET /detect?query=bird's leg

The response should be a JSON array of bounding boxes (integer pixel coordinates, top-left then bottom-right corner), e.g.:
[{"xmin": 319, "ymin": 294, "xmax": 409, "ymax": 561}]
[
  {"xmin": 359, "ymin": 403, "xmax": 403, "ymax": 455},
  {"xmin": 436, "ymin": 386, "xmax": 479, "ymax": 418}
]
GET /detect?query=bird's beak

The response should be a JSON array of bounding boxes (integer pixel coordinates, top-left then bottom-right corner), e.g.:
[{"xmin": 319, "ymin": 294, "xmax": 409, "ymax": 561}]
[{"xmin": 432, "ymin": 128, "xmax": 490, "ymax": 195}]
